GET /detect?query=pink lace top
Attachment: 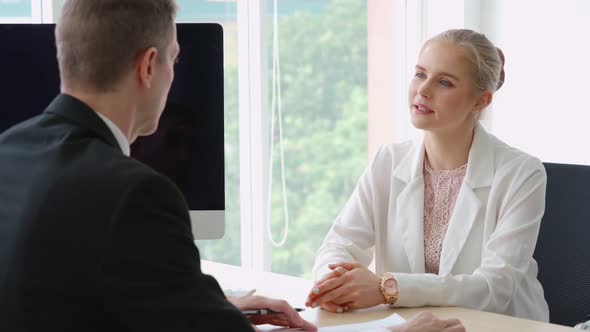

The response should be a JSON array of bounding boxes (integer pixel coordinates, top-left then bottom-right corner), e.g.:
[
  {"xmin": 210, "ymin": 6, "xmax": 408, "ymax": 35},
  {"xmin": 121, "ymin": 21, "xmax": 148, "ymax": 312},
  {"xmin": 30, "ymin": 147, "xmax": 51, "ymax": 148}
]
[{"xmin": 423, "ymin": 159, "xmax": 467, "ymax": 274}]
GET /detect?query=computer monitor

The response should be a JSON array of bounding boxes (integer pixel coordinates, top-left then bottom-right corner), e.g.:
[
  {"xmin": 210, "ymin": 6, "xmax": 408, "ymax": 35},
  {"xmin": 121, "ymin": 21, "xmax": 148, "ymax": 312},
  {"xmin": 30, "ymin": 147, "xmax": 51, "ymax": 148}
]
[{"xmin": 0, "ymin": 23, "xmax": 225, "ymax": 240}]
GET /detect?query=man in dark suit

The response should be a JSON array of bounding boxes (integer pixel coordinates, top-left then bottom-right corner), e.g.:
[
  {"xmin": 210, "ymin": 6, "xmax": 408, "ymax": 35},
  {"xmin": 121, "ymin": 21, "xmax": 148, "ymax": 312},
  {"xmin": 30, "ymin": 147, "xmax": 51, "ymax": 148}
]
[{"xmin": 0, "ymin": 0, "xmax": 315, "ymax": 331}]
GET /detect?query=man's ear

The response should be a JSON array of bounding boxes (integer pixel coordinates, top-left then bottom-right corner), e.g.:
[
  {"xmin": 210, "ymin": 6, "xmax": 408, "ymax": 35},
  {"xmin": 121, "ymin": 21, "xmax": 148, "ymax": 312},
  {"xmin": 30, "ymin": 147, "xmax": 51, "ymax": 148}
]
[
  {"xmin": 136, "ymin": 47, "xmax": 158, "ymax": 89},
  {"xmin": 474, "ymin": 90, "xmax": 493, "ymax": 112}
]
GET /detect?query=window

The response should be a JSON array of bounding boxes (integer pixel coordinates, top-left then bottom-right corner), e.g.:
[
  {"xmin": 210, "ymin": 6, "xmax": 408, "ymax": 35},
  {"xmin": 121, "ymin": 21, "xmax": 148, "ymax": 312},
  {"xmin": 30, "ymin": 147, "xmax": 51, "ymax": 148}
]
[
  {"xmin": 3, "ymin": 0, "xmax": 375, "ymax": 279},
  {"xmin": 0, "ymin": 0, "xmax": 38, "ymax": 23},
  {"xmin": 261, "ymin": 0, "xmax": 368, "ymax": 277}
]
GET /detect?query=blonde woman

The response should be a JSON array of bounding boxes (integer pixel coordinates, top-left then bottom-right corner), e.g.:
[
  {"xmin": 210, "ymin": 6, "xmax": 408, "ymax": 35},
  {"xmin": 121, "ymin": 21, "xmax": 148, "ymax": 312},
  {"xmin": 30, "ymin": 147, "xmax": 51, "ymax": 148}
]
[{"xmin": 306, "ymin": 29, "xmax": 549, "ymax": 322}]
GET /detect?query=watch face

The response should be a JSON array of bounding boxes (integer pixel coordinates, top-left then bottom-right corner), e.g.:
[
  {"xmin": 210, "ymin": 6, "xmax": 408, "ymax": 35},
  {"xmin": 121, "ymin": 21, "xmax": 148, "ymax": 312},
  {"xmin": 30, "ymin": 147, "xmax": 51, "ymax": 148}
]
[
  {"xmin": 383, "ymin": 279, "xmax": 397, "ymax": 296},
  {"xmin": 381, "ymin": 275, "xmax": 398, "ymax": 304},
  {"xmin": 384, "ymin": 279, "xmax": 396, "ymax": 293}
]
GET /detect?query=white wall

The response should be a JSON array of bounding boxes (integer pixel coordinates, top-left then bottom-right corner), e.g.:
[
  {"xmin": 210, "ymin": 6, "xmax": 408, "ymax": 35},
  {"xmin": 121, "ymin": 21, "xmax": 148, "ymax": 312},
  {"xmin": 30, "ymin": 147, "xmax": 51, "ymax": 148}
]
[
  {"xmin": 482, "ymin": 0, "xmax": 590, "ymax": 165},
  {"xmin": 395, "ymin": 0, "xmax": 590, "ymax": 166}
]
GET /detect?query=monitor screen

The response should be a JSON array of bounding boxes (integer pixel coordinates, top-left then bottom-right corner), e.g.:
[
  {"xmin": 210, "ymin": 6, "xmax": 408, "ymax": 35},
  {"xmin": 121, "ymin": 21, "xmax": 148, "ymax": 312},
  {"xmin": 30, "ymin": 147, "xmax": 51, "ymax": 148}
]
[{"xmin": 0, "ymin": 23, "xmax": 225, "ymax": 240}]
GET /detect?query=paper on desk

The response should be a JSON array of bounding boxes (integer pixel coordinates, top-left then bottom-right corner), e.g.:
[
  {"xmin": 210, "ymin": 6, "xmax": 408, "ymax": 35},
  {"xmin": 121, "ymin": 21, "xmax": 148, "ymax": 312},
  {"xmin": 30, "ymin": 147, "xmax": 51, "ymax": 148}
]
[
  {"xmin": 258, "ymin": 313, "xmax": 405, "ymax": 332},
  {"xmin": 318, "ymin": 313, "xmax": 405, "ymax": 332}
]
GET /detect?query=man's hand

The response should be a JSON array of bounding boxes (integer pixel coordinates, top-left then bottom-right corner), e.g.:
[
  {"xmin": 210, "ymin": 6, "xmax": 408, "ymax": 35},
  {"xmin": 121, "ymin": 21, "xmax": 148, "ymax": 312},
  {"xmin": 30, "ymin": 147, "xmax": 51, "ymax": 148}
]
[{"xmin": 229, "ymin": 295, "xmax": 317, "ymax": 331}]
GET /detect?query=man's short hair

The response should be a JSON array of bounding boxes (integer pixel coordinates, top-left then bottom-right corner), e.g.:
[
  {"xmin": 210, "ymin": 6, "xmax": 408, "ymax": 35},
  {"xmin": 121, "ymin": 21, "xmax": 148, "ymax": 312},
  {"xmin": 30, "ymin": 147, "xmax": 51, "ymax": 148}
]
[{"xmin": 56, "ymin": 0, "xmax": 177, "ymax": 92}]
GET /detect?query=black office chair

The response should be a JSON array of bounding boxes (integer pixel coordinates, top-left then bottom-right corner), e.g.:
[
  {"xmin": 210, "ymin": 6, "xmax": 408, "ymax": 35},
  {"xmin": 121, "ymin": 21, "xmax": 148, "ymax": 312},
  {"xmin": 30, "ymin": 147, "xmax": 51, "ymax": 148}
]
[{"xmin": 533, "ymin": 162, "xmax": 590, "ymax": 326}]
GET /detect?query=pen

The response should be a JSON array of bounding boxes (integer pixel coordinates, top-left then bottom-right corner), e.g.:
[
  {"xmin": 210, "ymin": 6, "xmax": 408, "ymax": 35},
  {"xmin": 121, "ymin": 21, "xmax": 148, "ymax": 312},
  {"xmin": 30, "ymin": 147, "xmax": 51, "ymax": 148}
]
[{"xmin": 242, "ymin": 308, "xmax": 305, "ymax": 316}]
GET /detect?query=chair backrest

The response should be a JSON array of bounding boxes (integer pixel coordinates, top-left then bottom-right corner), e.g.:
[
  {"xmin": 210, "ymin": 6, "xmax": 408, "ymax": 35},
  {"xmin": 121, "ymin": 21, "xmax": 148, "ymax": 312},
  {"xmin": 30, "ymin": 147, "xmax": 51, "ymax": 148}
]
[{"xmin": 534, "ymin": 162, "xmax": 590, "ymax": 326}]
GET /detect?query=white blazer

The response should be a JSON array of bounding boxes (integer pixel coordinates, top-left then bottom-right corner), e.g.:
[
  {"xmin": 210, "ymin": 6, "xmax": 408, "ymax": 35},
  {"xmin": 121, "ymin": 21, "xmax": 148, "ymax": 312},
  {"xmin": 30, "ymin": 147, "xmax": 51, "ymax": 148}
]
[{"xmin": 313, "ymin": 123, "xmax": 549, "ymax": 321}]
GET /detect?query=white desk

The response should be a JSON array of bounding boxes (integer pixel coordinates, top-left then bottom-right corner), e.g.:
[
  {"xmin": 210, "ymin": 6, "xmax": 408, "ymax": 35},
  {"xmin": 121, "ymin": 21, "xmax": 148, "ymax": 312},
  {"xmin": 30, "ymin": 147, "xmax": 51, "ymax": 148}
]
[{"xmin": 202, "ymin": 260, "xmax": 575, "ymax": 331}]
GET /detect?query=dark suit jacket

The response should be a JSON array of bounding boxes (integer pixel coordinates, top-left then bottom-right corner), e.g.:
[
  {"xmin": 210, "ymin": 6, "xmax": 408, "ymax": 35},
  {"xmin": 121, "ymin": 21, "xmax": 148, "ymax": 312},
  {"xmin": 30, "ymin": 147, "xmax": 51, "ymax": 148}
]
[{"xmin": 0, "ymin": 94, "xmax": 253, "ymax": 331}]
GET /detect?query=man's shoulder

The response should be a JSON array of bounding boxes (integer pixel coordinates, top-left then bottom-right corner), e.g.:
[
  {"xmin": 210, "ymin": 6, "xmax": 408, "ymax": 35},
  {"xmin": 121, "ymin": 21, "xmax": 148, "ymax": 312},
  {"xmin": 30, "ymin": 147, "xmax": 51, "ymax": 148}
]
[
  {"xmin": 80, "ymin": 153, "xmax": 171, "ymax": 194},
  {"xmin": 105, "ymin": 158, "xmax": 179, "ymax": 196},
  {"xmin": 50, "ymin": 152, "xmax": 186, "ymax": 223}
]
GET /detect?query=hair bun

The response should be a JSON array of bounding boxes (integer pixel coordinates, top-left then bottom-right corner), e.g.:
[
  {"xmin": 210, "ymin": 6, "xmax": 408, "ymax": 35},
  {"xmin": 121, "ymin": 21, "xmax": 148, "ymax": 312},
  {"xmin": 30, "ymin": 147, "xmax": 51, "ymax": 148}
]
[{"xmin": 496, "ymin": 47, "xmax": 505, "ymax": 91}]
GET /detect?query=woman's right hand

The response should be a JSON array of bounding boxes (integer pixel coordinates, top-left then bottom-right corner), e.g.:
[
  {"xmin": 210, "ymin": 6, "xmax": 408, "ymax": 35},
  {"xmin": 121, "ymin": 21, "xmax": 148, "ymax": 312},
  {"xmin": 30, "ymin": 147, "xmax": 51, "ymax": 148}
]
[
  {"xmin": 306, "ymin": 262, "xmax": 384, "ymax": 313},
  {"xmin": 390, "ymin": 312, "xmax": 465, "ymax": 332},
  {"xmin": 305, "ymin": 264, "xmax": 350, "ymax": 312}
]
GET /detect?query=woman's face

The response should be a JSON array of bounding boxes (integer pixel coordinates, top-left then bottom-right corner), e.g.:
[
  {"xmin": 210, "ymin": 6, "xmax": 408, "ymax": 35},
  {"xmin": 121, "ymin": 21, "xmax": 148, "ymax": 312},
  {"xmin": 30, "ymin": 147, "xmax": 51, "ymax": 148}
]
[{"xmin": 408, "ymin": 41, "xmax": 486, "ymax": 135}]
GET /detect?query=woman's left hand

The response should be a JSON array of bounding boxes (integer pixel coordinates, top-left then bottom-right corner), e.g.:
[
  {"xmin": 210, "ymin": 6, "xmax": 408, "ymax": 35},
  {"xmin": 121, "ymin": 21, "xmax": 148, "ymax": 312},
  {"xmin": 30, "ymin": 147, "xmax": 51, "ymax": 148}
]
[{"xmin": 305, "ymin": 261, "xmax": 385, "ymax": 312}]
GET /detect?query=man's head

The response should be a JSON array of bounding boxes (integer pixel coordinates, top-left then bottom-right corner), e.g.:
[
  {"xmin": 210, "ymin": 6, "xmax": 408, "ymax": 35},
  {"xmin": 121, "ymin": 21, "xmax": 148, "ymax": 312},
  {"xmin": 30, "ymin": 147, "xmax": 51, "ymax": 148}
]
[{"xmin": 56, "ymin": 0, "xmax": 179, "ymax": 139}]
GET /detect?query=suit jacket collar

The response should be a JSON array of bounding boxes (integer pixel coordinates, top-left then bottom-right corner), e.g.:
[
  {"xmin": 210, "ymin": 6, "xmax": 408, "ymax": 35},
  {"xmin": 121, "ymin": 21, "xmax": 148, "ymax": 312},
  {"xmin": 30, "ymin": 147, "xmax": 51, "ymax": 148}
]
[
  {"xmin": 44, "ymin": 94, "xmax": 120, "ymax": 152},
  {"xmin": 392, "ymin": 123, "xmax": 495, "ymax": 274},
  {"xmin": 392, "ymin": 123, "xmax": 494, "ymax": 188}
]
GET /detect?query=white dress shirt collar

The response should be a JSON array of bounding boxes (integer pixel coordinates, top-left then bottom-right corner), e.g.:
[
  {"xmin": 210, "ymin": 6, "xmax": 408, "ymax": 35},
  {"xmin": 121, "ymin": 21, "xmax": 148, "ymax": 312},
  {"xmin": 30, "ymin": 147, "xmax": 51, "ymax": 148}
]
[{"xmin": 95, "ymin": 112, "xmax": 130, "ymax": 157}]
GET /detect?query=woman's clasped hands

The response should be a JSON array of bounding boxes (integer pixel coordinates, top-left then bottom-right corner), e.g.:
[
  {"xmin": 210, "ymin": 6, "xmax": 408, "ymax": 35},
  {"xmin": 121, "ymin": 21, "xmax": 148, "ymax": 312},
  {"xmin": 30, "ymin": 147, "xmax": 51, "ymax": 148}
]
[{"xmin": 305, "ymin": 261, "xmax": 385, "ymax": 313}]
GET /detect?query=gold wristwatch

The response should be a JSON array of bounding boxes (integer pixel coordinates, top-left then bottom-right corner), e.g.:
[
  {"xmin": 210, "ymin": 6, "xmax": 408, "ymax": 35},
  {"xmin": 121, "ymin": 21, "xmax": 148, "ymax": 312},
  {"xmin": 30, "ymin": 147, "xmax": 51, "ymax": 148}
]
[{"xmin": 379, "ymin": 272, "xmax": 398, "ymax": 305}]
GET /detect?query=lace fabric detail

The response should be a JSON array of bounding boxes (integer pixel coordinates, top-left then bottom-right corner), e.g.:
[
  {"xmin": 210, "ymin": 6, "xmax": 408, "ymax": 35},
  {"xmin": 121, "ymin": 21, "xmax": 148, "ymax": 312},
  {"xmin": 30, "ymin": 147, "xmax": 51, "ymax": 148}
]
[{"xmin": 423, "ymin": 160, "xmax": 467, "ymax": 274}]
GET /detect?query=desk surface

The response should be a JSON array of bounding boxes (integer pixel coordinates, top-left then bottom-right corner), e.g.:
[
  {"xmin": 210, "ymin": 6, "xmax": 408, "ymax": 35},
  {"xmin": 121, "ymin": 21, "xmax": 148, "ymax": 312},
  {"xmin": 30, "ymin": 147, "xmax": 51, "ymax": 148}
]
[{"xmin": 202, "ymin": 261, "xmax": 573, "ymax": 331}]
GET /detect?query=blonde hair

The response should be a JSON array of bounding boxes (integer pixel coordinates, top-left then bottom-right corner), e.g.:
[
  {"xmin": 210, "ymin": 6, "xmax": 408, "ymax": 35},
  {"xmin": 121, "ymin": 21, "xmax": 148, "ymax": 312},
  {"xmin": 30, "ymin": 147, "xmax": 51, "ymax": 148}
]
[
  {"xmin": 426, "ymin": 29, "xmax": 505, "ymax": 92},
  {"xmin": 56, "ymin": 0, "xmax": 177, "ymax": 92}
]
